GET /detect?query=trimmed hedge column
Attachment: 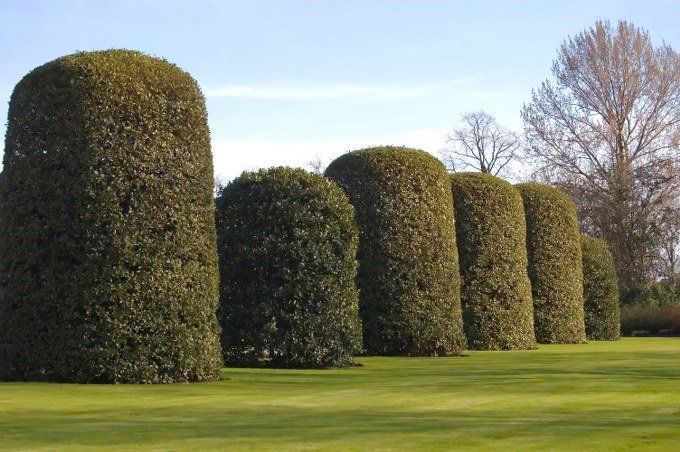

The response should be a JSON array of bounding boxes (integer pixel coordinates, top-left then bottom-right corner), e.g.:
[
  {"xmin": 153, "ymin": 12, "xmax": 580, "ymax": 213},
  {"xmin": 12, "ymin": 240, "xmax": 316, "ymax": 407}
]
[
  {"xmin": 582, "ymin": 234, "xmax": 620, "ymax": 340},
  {"xmin": 325, "ymin": 146, "xmax": 466, "ymax": 356},
  {"xmin": 451, "ymin": 173, "xmax": 536, "ymax": 350},
  {"xmin": 216, "ymin": 167, "xmax": 362, "ymax": 368},
  {"xmin": 516, "ymin": 183, "xmax": 586, "ymax": 344},
  {"xmin": 0, "ymin": 50, "xmax": 222, "ymax": 383}
]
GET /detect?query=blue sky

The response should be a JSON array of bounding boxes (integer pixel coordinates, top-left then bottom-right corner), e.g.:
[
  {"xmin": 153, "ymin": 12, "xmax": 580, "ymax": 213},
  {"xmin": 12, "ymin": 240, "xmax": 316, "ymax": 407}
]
[{"xmin": 1, "ymin": 0, "xmax": 679, "ymax": 180}]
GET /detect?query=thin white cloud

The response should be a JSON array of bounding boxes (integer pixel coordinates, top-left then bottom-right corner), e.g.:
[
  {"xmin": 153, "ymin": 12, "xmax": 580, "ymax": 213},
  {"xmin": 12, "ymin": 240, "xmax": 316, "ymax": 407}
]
[
  {"xmin": 203, "ymin": 78, "xmax": 477, "ymax": 101},
  {"xmin": 211, "ymin": 128, "xmax": 449, "ymax": 182}
]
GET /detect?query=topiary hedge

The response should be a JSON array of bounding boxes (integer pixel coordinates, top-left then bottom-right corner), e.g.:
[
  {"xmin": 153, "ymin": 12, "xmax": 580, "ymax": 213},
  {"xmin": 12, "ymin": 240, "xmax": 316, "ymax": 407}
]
[
  {"xmin": 216, "ymin": 167, "xmax": 362, "ymax": 368},
  {"xmin": 516, "ymin": 183, "xmax": 586, "ymax": 344},
  {"xmin": 325, "ymin": 146, "xmax": 466, "ymax": 356},
  {"xmin": 450, "ymin": 173, "xmax": 536, "ymax": 350},
  {"xmin": 581, "ymin": 234, "xmax": 620, "ymax": 340},
  {"xmin": 0, "ymin": 50, "xmax": 222, "ymax": 383}
]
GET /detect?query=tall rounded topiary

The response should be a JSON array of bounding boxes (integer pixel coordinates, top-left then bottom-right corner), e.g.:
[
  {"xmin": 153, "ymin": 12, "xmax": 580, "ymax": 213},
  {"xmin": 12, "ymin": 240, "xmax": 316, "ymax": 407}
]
[
  {"xmin": 0, "ymin": 50, "xmax": 222, "ymax": 383},
  {"xmin": 450, "ymin": 173, "xmax": 536, "ymax": 350},
  {"xmin": 325, "ymin": 146, "xmax": 466, "ymax": 356},
  {"xmin": 582, "ymin": 234, "xmax": 620, "ymax": 340},
  {"xmin": 216, "ymin": 167, "xmax": 362, "ymax": 368},
  {"xmin": 516, "ymin": 183, "xmax": 586, "ymax": 344}
]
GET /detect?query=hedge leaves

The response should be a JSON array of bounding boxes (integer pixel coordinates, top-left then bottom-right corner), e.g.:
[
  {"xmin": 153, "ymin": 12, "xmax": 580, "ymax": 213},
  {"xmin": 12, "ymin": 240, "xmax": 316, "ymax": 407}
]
[
  {"xmin": 0, "ymin": 50, "xmax": 222, "ymax": 383},
  {"xmin": 451, "ymin": 173, "xmax": 536, "ymax": 350},
  {"xmin": 216, "ymin": 167, "xmax": 362, "ymax": 368},
  {"xmin": 517, "ymin": 183, "xmax": 586, "ymax": 344},
  {"xmin": 326, "ymin": 146, "xmax": 466, "ymax": 356},
  {"xmin": 582, "ymin": 234, "xmax": 620, "ymax": 340}
]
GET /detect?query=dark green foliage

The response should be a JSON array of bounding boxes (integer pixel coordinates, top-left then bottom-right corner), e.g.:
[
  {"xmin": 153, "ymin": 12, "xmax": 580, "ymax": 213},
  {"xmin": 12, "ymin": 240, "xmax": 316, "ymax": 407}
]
[
  {"xmin": 581, "ymin": 234, "xmax": 620, "ymax": 340},
  {"xmin": 620, "ymin": 283, "xmax": 679, "ymax": 337},
  {"xmin": 621, "ymin": 303, "xmax": 680, "ymax": 336},
  {"xmin": 516, "ymin": 183, "xmax": 586, "ymax": 344},
  {"xmin": 450, "ymin": 173, "xmax": 536, "ymax": 350},
  {"xmin": 216, "ymin": 167, "xmax": 362, "ymax": 368},
  {"xmin": 325, "ymin": 146, "xmax": 466, "ymax": 356},
  {"xmin": 0, "ymin": 50, "xmax": 222, "ymax": 383},
  {"xmin": 621, "ymin": 283, "xmax": 679, "ymax": 307}
]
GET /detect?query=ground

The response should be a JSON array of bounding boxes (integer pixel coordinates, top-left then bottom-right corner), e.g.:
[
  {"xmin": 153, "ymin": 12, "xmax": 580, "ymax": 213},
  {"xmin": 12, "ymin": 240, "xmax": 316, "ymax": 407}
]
[{"xmin": 1, "ymin": 338, "xmax": 678, "ymax": 450}]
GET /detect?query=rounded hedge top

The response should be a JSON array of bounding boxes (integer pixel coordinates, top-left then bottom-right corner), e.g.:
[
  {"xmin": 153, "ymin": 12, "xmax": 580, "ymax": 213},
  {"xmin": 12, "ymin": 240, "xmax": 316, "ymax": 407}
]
[
  {"xmin": 0, "ymin": 50, "xmax": 222, "ymax": 383},
  {"xmin": 450, "ymin": 172, "xmax": 536, "ymax": 350},
  {"xmin": 516, "ymin": 183, "xmax": 586, "ymax": 344},
  {"xmin": 581, "ymin": 234, "xmax": 620, "ymax": 340},
  {"xmin": 216, "ymin": 167, "xmax": 362, "ymax": 368},
  {"xmin": 325, "ymin": 146, "xmax": 466, "ymax": 356}
]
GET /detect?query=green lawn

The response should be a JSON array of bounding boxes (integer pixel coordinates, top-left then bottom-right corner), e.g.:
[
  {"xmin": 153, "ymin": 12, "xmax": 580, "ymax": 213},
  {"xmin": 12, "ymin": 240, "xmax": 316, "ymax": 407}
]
[{"xmin": 1, "ymin": 338, "xmax": 678, "ymax": 451}]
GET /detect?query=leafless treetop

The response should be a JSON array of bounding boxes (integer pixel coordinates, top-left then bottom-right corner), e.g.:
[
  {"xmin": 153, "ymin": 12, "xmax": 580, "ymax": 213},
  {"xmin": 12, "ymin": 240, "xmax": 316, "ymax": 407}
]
[
  {"xmin": 522, "ymin": 20, "xmax": 680, "ymax": 287},
  {"xmin": 440, "ymin": 111, "xmax": 520, "ymax": 176}
]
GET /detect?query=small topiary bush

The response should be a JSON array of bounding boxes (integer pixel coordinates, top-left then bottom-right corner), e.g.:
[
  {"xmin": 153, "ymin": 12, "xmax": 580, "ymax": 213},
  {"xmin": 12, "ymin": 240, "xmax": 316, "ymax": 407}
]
[
  {"xmin": 581, "ymin": 234, "xmax": 620, "ymax": 340},
  {"xmin": 216, "ymin": 167, "xmax": 362, "ymax": 368},
  {"xmin": 450, "ymin": 173, "xmax": 536, "ymax": 350},
  {"xmin": 516, "ymin": 183, "xmax": 586, "ymax": 344},
  {"xmin": 325, "ymin": 146, "xmax": 466, "ymax": 356},
  {"xmin": 0, "ymin": 50, "xmax": 222, "ymax": 383}
]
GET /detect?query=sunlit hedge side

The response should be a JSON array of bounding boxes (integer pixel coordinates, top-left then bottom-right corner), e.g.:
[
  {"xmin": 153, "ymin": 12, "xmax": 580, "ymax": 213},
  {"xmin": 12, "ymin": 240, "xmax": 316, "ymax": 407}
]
[
  {"xmin": 326, "ymin": 147, "xmax": 466, "ymax": 356},
  {"xmin": 451, "ymin": 173, "xmax": 536, "ymax": 350},
  {"xmin": 582, "ymin": 234, "xmax": 620, "ymax": 340},
  {"xmin": 516, "ymin": 183, "xmax": 586, "ymax": 344}
]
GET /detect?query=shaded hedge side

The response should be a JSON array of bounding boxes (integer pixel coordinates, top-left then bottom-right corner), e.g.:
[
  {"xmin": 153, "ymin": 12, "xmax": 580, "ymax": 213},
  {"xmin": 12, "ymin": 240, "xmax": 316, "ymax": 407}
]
[
  {"xmin": 450, "ymin": 173, "xmax": 536, "ymax": 350},
  {"xmin": 325, "ymin": 146, "xmax": 466, "ymax": 356},
  {"xmin": 216, "ymin": 167, "xmax": 362, "ymax": 368},
  {"xmin": 582, "ymin": 234, "xmax": 620, "ymax": 340},
  {"xmin": 516, "ymin": 183, "xmax": 586, "ymax": 344},
  {"xmin": 0, "ymin": 50, "xmax": 222, "ymax": 383}
]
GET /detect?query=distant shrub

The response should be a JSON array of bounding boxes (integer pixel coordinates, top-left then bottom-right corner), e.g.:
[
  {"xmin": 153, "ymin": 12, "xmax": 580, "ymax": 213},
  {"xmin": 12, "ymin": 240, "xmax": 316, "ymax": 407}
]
[
  {"xmin": 621, "ymin": 303, "xmax": 680, "ymax": 336},
  {"xmin": 517, "ymin": 183, "xmax": 586, "ymax": 344},
  {"xmin": 325, "ymin": 146, "xmax": 466, "ymax": 356},
  {"xmin": 620, "ymin": 283, "xmax": 679, "ymax": 307},
  {"xmin": 216, "ymin": 167, "xmax": 362, "ymax": 368},
  {"xmin": 0, "ymin": 50, "xmax": 222, "ymax": 383},
  {"xmin": 581, "ymin": 234, "xmax": 620, "ymax": 340},
  {"xmin": 450, "ymin": 172, "xmax": 536, "ymax": 350}
]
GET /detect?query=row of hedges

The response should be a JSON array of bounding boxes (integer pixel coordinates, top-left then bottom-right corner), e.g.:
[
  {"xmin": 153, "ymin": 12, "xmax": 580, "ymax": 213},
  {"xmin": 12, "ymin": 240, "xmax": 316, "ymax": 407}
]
[
  {"xmin": 217, "ymin": 157, "xmax": 619, "ymax": 360},
  {"xmin": 0, "ymin": 50, "xmax": 623, "ymax": 382}
]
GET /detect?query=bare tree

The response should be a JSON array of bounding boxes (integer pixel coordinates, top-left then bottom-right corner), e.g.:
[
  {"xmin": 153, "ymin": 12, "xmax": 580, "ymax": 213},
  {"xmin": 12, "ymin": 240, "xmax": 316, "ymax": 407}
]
[
  {"xmin": 214, "ymin": 175, "xmax": 228, "ymax": 196},
  {"xmin": 440, "ymin": 111, "xmax": 520, "ymax": 176},
  {"xmin": 522, "ymin": 20, "xmax": 680, "ymax": 289},
  {"xmin": 306, "ymin": 156, "xmax": 325, "ymax": 174}
]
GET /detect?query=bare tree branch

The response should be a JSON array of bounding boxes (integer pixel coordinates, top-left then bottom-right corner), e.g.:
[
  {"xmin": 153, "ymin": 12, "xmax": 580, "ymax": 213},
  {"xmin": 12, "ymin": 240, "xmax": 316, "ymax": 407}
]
[
  {"xmin": 522, "ymin": 20, "xmax": 680, "ymax": 288},
  {"xmin": 440, "ymin": 111, "xmax": 520, "ymax": 176}
]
